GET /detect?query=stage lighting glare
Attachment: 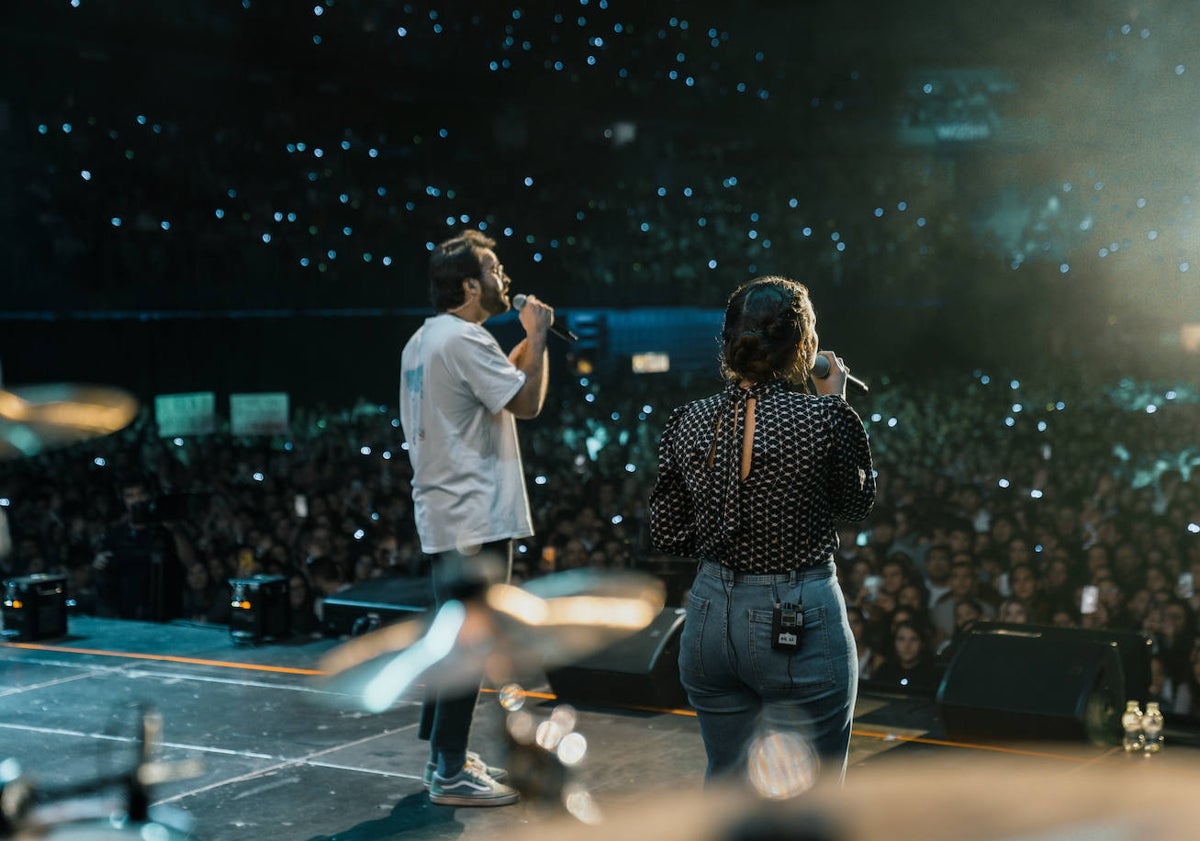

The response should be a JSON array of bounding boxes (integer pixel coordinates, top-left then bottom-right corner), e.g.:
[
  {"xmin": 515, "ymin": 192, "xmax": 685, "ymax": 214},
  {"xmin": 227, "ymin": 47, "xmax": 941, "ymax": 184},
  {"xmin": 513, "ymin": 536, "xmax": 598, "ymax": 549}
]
[
  {"xmin": 362, "ymin": 600, "xmax": 465, "ymax": 712},
  {"xmin": 563, "ymin": 785, "xmax": 603, "ymax": 825},
  {"xmin": 506, "ymin": 710, "xmax": 536, "ymax": 744},
  {"xmin": 535, "ymin": 719, "xmax": 564, "ymax": 751},
  {"xmin": 748, "ymin": 731, "xmax": 818, "ymax": 800},
  {"xmin": 487, "ymin": 585, "xmax": 550, "ymax": 625},
  {"xmin": 557, "ymin": 732, "xmax": 587, "ymax": 766},
  {"xmin": 550, "ymin": 704, "xmax": 578, "ymax": 733},
  {"xmin": 498, "ymin": 683, "xmax": 526, "ymax": 711}
]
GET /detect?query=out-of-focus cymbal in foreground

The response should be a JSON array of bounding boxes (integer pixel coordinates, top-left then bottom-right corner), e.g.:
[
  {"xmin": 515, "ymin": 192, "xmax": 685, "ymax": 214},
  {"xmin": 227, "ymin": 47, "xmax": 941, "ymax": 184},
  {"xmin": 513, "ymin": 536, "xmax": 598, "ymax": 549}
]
[
  {"xmin": 0, "ymin": 384, "xmax": 138, "ymax": 459},
  {"xmin": 504, "ymin": 751, "xmax": 1200, "ymax": 841},
  {"xmin": 316, "ymin": 569, "xmax": 666, "ymax": 712}
]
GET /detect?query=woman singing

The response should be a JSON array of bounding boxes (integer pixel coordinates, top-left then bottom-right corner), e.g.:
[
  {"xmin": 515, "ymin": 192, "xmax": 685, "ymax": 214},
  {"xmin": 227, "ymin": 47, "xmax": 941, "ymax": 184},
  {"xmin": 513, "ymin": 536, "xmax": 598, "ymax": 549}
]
[{"xmin": 650, "ymin": 276, "xmax": 876, "ymax": 783}]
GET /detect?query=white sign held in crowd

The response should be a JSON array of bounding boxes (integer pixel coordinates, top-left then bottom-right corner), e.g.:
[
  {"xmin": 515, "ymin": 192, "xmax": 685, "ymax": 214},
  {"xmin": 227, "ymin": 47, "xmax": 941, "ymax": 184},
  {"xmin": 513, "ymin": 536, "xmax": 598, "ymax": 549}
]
[
  {"xmin": 230, "ymin": 392, "xmax": 291, "ymax": 436},
  {"xmin": 154, "ymin": 392, "xmax": 216, "ymax": 438}
]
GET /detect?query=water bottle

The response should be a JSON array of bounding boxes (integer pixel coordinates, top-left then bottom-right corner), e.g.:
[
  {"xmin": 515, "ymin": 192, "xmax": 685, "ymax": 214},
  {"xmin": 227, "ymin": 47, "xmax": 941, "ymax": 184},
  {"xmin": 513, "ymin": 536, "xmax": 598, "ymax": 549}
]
[
  {"xmin": 1142, "ymin": 701, "xmax": 1164, "ymax": 754},
  {"xmin": 1121, "ymin": 700, "xmax": 1144, "ymax": 753}
]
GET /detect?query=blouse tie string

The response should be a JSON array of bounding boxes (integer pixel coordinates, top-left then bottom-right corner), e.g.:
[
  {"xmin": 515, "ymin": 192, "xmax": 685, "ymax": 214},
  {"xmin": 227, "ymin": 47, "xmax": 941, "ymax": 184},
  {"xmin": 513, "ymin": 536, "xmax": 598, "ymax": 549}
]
[{"xmin": 711, "ymin": 380, "xmax": 774, "ymax": 557}]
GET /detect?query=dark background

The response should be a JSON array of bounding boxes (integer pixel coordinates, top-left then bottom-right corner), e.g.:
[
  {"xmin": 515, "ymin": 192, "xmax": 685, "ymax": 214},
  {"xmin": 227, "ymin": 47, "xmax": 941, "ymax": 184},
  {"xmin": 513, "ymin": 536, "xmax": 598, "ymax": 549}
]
[{"xmin": 2, "ymin": 0, "xmax": 1198, "ymax": 404}]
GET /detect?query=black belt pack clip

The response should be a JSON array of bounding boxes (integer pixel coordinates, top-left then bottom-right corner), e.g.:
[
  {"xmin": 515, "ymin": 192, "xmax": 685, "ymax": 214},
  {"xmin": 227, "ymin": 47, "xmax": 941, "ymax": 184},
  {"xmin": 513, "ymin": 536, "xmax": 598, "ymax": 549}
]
[{"xmin": 771, "ymin": 601, "xmax": 803, "ymax": 651}]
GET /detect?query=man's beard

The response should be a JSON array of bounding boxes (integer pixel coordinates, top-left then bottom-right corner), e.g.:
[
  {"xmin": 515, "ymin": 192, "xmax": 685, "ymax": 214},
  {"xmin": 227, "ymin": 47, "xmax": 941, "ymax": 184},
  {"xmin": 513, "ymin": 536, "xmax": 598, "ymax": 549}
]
[{"xmin": 481, "ymin": 285, "xmax": 510, "ymax": 317}]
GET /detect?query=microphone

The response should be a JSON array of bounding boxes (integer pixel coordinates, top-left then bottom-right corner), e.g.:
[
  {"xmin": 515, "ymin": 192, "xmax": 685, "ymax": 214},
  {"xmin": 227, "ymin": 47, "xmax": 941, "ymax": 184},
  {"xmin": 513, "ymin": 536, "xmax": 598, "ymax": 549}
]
[
  {"xmin": 812, "ymin": 354, "xmax": 870, "ymax": 393},
  {"xmin": 511, "ymin": 293, "xmax": 578, "ymax": 343}
]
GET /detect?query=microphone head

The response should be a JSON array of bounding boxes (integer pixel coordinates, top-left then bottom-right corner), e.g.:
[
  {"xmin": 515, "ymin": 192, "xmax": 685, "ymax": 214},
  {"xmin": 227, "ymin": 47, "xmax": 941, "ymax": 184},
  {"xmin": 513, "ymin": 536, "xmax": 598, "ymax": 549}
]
[
  {"xmin": 511, "ymin": 293, "xmax": 527, "ymax": 310},
  {"xmin": 811, "ymin": 354, "xmax": 831, "ymax": 379}
]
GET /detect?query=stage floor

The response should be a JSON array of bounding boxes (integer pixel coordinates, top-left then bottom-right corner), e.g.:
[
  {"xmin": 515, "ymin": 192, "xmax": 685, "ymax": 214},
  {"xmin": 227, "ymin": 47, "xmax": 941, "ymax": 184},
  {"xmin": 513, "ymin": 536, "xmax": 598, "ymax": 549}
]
[{"xmin": 1, "ymin": 616, "xmax": 1194, "ymax": 841}]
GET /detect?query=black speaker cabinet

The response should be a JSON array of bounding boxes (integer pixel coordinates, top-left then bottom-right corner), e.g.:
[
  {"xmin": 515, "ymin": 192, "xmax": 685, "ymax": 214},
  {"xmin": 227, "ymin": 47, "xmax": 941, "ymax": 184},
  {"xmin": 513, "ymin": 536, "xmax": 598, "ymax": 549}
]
[
  {"xmin": 229, "ymin": 575, "xmax": 290, "ymax": 644},
  {"xmin": 1, "ymin": 574, "xmax": 69, "ymax": 641},
  {"xmin": 321, "ymin": 576, "xmax": 432, "ymax": 637},
  {"xmin": 547, "ymin": 607, "xmax": 688, "ymax": 710},
  {"xmin": 937, "ymin": 625, "xmax": 1126, "ymax": 743},
  {"xmin": 972, "ymin": 621, "xmax": 1153, "ymax": 703}
]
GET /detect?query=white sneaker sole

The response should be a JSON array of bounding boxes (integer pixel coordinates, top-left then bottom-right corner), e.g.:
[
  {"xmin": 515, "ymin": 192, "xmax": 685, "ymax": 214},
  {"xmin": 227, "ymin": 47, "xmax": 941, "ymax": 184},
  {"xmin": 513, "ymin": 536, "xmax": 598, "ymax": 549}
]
[
  {"xmin": 423, "ymin": 769, "xmax": 510, "ymax": 790},
  {"xmin": 428, "ymin": 790, "xmax": 519, "ymax": 807}
]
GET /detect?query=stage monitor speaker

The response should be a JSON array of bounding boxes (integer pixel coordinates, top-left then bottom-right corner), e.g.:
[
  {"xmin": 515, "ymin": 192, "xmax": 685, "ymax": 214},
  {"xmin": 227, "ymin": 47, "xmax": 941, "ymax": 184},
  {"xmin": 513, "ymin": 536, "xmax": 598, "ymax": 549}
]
[
  {"xmin": 971, "ymin": 621, "xmax": 1153, "ymax": 704},
  {"xmin": 321, "ymin": 576, "xmax": 432, "ymax": 637},
  {"xmin": 1, "ymin": 574, "xmax": 69, "ymax": 641},
  {"xmin": 546, "ymin": 607, "xmax": 688, "ymax": 710},
  {"xmin": 937, "ymin": 625, "xmax": 1125, "ymax": 743},
  {"xmin": 229, "ymin": 575, "xmax": 290, "ymax": 644}
]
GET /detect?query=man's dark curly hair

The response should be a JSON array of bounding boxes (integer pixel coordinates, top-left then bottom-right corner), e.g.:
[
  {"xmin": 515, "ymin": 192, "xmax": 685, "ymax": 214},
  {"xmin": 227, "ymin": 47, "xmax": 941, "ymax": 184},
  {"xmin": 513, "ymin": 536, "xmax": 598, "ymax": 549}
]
[{"xmin": 428, "ymin": 230, "xmax": 495, "ymax": 311}]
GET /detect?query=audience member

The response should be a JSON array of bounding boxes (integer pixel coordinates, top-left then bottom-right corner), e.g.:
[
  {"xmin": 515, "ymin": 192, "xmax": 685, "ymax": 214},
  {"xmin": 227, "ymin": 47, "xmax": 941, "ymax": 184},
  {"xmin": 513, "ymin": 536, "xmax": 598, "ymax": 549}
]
[{"xmin": 872, "ymin": 620, "xmax": 941, "ymax": 695}]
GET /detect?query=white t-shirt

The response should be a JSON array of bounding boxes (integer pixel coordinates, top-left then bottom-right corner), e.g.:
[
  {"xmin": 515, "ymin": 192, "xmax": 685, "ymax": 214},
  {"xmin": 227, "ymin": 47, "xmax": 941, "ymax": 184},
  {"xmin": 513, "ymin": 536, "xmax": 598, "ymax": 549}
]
[{"xmin": 399, "ymin": 313, "xmax": 533, "ymax": 554}]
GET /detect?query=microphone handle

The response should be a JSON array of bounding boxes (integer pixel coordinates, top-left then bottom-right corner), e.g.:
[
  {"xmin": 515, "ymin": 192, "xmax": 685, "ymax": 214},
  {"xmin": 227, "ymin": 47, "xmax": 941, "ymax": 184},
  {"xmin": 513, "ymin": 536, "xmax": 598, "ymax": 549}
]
[
  {"xmin": 811, "ymin": 354, "xmax": 870, "ymax": 393},
  {"xmin": 549, "ymin": 323, "xmax": 579, "ymax": 343},
  {"xmin": 843, "ymin": 372, "xmax": 869, "ymax": 393}
]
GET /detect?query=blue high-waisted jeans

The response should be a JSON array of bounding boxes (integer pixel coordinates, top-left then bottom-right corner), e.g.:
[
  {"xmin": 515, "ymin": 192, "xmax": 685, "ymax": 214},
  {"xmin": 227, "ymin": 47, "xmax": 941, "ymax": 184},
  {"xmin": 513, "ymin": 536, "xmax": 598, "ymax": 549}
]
[{"xmin": 679, "ymin": 558, "xmax": 857, "ymax": 783}]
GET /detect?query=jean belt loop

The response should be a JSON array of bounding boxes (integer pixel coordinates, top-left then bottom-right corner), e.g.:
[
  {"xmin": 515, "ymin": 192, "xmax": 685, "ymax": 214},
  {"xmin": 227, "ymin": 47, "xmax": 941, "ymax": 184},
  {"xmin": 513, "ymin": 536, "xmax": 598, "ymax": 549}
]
[{"xmin": 789, "ymin": 569, "xmax": 797, "ymax": 587}]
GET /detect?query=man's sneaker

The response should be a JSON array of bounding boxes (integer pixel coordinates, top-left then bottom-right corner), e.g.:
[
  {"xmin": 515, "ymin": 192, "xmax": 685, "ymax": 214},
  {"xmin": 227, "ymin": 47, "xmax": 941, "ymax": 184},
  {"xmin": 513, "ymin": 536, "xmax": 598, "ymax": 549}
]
[
  {"xmin": 428, "ymin": 764, "xmax": 518, "ymax": 807},
  {"xmin": 423, "ymin": 752, "xmax": 509, "ymax": 789}
]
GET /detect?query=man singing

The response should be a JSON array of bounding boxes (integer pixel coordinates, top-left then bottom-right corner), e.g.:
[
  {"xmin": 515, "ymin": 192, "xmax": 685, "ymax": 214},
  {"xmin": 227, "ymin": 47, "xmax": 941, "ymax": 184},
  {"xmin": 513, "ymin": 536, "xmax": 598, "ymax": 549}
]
[{"xmin": 399, "ymin": 229, "xmax": 553, "ymax": 806}]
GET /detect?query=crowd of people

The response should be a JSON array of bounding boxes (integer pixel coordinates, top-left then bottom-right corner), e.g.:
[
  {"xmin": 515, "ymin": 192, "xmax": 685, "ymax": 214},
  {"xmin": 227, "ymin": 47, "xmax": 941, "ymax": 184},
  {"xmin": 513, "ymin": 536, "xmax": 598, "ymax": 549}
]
[
  {"xmin": 12, "ymin": 0, "xmax": 1200, "ymax": 322},
  {"xmin": 2, "ymin": 363, "xmax": 1197, "ymax": 712},
  {"xmin": 4, "ymin": 1, "xmax": 1200, "ymax": 744}
]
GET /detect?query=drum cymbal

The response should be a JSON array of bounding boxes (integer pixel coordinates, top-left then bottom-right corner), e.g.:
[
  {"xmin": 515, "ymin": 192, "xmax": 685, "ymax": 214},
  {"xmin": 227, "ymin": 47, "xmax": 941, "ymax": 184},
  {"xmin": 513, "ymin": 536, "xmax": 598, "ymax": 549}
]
[
  {"xmin": 0, "ymin": 384, "xmax": 138, "ymax": 459},
  {"xmin": 316, "ymin": 569, "xmax": 666, "ymax": 711},
  {"xmin": 504, "ymin": 751, "xmax": 1200, "ymax": 841}
]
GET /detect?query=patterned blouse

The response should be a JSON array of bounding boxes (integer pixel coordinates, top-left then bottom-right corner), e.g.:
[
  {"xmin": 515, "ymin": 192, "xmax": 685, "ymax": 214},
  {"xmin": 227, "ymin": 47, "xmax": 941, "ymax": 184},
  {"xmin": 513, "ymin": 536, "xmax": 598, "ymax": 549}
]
[{"xmin": 650, "ymin": 380, "xmax": 876, "ymax": 573}]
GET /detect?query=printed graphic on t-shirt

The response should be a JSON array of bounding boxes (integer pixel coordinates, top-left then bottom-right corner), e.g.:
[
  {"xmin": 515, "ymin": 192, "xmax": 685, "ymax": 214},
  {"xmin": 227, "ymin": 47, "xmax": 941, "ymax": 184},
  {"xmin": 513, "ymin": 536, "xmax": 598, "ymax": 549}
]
[
  {"xmin": 404, "ymin": 365, "xmax": 423, "ymax": 396},
  {"xmin": 403, "ymin": 365, "xmax": 425, "ymax": 441}
]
